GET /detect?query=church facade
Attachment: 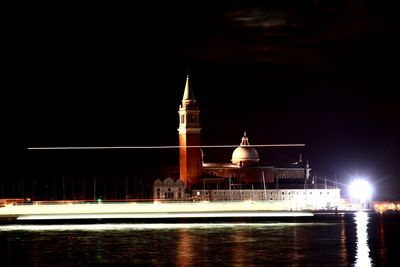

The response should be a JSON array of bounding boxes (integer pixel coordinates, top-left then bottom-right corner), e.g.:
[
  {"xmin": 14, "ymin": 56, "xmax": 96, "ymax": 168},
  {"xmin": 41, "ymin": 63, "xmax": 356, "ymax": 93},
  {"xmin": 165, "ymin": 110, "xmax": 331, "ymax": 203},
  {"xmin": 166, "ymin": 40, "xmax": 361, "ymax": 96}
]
[{"xmin": 153, "ymin": 76, "xmax": 341, "ymax": 210}]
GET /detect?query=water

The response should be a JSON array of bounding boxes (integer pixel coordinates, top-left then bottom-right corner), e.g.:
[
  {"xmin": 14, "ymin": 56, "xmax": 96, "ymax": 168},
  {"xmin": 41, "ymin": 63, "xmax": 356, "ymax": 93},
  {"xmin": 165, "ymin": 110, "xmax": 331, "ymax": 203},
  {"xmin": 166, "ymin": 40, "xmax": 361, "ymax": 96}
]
[{"xmin": 1, "ymin": 212, "xmax": 399, "ymax": 266}]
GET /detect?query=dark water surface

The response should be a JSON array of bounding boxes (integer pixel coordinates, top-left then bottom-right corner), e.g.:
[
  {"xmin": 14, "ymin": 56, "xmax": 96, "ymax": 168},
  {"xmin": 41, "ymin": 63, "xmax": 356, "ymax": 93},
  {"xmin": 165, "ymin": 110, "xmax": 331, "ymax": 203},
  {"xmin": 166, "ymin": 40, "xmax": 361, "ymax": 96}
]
[{"xmin": 1, "ymin": 212, "xmax": 399, "ymax": 266}]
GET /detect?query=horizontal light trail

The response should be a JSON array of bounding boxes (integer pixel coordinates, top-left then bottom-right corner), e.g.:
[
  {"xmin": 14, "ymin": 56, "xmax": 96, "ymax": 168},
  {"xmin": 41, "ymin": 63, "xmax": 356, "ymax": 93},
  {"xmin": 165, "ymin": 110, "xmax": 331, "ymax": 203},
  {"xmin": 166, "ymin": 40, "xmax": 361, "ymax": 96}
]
[
  {"xmin": 1, "ymin": 202, "xmax": 314, "ymax": 222},
  {"xmin": 0, "ymin": 222, "xmax": 315, "ymax": 231},
  {"xmin": 27, "ymin": 144, "xmax": 305, "ymax": 150},
  {"xmin": 17, "ymin": 211, "xmax": 313, "ymax": 220}
]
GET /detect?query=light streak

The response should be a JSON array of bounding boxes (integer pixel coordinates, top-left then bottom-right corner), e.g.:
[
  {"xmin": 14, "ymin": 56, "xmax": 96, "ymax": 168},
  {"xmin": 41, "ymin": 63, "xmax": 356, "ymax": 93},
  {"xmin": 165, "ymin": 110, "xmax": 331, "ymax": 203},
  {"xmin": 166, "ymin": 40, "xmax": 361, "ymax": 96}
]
[
  {"xmin": 0, "ymin": 201, "xmax": 313, "ymax": 221},
  {"xmin": 0, "ymin": 222, "xmax": 319, "ymax": 231},
  {"xmin": 27, "ymin": 144, "xmax": 305, "ymax": 150},
  {"xmin": 17, "ymin": 211, "xmax": 313, "ymax": 220}
]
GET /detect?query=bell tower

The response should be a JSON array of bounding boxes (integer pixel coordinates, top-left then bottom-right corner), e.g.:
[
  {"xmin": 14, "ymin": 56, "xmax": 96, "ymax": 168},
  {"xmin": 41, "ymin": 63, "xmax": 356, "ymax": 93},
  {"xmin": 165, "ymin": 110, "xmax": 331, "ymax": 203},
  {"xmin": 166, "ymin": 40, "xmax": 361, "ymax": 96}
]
[{"xmin": 178, "ymin": 75, "xmax": 201, "ymax": 189}]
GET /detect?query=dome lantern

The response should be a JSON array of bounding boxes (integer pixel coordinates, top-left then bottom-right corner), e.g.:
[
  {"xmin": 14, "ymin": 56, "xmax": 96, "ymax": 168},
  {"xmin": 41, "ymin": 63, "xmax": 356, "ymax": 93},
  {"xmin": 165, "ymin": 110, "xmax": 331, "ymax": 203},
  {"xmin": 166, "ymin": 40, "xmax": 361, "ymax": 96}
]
[{"xmin": 231, "ymin": 132, "xmax": 260, "ymax": 167}]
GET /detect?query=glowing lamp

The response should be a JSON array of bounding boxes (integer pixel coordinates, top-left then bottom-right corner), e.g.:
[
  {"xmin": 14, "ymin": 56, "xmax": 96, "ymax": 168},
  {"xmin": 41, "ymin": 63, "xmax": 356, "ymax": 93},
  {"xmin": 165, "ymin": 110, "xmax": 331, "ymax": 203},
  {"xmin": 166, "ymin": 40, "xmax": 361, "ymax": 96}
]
[{"xmin": 349, "ymin": 179, "xmax": 373, "ymax": 201}]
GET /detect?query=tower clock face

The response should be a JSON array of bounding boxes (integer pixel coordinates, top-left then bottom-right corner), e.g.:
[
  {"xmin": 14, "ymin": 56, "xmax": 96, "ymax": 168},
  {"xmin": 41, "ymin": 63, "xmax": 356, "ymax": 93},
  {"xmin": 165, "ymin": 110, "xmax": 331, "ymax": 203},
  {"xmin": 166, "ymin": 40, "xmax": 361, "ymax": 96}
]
[
  {"xmin": 190, "ymin": 114, "xmax": 197, "ymax": 123},
  {"xmin": 186, "ymin": 113, "xmax": 197, "ymax": 124}
]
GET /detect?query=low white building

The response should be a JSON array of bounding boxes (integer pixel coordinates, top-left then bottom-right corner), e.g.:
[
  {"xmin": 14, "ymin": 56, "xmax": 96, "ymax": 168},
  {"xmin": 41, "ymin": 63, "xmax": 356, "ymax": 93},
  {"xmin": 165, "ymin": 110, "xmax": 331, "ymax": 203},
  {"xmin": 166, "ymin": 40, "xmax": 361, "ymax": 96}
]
[
  {"xmin": 153, "ymin": 178, "xmax": 185, "ymax": 200},
  {"xmin": 191, "ymin": 188, "xmax": 341, "ymax": 210}
]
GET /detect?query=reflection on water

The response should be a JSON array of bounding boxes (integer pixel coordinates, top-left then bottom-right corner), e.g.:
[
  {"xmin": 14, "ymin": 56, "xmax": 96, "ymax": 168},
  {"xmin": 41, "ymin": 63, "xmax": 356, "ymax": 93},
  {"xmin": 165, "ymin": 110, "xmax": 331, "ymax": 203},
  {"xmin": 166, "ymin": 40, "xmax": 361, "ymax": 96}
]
[
  {"xmin": 1, "ymin": 215, "xmax": 399, "ymax": 266},
  {"xmin": 339, "ymin": 217, "xmax": 348, "ymax": 265},
  {"xmin": 354, "ymin": 211, "xmax": 372, "ymax": 267},
  {"xmin": 232, "ymin": 229, "xmax": 247, "ymax": 266},
  {"xmin": 177, "ymin": 229, "xmax": 194, "ymax": 267},
  {"xmin": 290, "ymin": 223, "xmax": 303, "ymax": 267},
  {"xmin": 0, "ymin": 222, "xmax": 349, "ymax": 266},
  {"xmin": 378, "ymin": 215, "xmax": 387, "ymax": 266},
  {"xmin": 0, "ymin": 222, "xmax": 313, "ymax": 231}
]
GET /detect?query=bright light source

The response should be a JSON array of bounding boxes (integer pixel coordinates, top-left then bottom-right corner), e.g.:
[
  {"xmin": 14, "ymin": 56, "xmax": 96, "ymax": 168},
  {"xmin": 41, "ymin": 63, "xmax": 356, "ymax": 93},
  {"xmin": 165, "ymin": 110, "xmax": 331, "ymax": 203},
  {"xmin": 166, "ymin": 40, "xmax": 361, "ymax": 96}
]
[{"xmin": 349, "ymin": 179, "xmax": 373, "ymax": 201}]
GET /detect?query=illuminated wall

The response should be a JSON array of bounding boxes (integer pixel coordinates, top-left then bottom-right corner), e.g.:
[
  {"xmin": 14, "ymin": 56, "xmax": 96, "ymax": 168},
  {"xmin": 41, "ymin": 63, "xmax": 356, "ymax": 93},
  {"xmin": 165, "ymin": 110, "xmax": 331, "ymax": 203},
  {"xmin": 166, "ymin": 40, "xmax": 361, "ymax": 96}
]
[{"xmin": 192, "ymin": 189, "xmax": 341, "ymax": 210}]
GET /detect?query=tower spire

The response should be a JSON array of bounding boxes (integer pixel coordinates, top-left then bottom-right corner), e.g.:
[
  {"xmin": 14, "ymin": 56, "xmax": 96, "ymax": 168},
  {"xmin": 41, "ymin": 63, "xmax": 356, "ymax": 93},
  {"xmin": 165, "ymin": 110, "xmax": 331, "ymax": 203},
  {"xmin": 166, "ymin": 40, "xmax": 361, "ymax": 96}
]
[{"xmin": 182, "ymin": 75, "xmax": 195, "ymax": 101}]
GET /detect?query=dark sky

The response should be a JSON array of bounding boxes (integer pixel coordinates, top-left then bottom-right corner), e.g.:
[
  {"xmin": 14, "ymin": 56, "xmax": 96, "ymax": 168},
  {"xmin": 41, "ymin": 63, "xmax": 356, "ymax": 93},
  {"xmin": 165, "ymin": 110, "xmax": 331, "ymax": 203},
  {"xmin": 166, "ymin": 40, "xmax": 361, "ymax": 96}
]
[{"xmin": 5, "ymin": 0, "xmax": 400, "ymax": 199}]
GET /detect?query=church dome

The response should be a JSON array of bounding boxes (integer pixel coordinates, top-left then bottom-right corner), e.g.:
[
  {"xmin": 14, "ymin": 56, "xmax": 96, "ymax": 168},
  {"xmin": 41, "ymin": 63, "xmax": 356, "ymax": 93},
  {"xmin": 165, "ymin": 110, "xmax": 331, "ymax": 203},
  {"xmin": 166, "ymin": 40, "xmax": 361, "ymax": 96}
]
[{"xmin": 231, "ymin": 132, "xmax": 259, "ymax": 167}]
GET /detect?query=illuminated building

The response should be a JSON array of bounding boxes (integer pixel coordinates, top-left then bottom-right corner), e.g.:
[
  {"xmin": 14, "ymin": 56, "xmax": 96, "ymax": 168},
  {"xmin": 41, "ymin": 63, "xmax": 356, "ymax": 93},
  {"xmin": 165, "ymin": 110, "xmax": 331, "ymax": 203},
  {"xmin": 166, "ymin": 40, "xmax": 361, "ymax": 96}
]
[
  {"xmin": 372, "ymin": 201, "xmax": 400, "ymax": 213},
  {"xmin": 153, "ymin": 75, "xmax": 341, "ymax": 209},
  {"xmin": 153, "ymin": 178, "xmax": 184, "ymax": 200},
  {"xmin": 201, "ymin": 134, "xmax": 309, "ymax": 187}
]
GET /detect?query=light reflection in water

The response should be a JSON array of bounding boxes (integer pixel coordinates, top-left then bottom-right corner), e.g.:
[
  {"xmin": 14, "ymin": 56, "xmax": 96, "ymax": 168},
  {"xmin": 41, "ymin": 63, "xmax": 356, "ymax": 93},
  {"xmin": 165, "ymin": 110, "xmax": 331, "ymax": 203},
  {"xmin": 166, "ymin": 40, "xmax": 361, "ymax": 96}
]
[
  {"xmin": 2, "ymin": 219, "xmax": 386, "ymax": 266},
  {"xmin": 291, "ymin": 223, "xmax": 300, "ymax": 267},
  {"xmin": 233, "ymin": 229, "xmax": 247, "ymax": 266},
  {"xmin": 176, "ymin": 229, "xmax": 196, "ymax": 267},
  {"xmin": 378, "ymin": 215, "xmax": 387, "ymax": 266},
  {"xmin": 354, "ymin": 211, "xmax": 372, "ymax": 267},
  {"xmin": 0, "ymin": 222, "xmax": 320, "ymax": 231},
  {"xmin": 339, "ymin": 217, "xmax": 348, "ymax": 266}
]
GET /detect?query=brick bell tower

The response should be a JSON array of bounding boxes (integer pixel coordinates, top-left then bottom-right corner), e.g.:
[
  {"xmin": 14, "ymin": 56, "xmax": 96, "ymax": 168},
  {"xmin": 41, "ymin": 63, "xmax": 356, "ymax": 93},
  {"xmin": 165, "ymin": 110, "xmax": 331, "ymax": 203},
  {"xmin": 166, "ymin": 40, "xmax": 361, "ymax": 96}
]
[{"xmin": 178, "ymin": 75, "xmax": 202, "ymax": 190}]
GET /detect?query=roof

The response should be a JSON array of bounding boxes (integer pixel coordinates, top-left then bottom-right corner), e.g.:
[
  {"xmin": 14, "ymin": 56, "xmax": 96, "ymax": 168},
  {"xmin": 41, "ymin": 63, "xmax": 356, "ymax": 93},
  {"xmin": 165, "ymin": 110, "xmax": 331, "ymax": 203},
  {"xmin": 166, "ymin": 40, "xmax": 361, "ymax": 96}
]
[
  {"xmin": 231, "ymin": 132, "xmax": 260, "ymax": 166},
  {"xmin": 182, "ymin": 75, "xmax": 195, "ymax": 101},
  {"xmin": 203, "ymin": 162, "xmax": 239, "ymax": 168}
]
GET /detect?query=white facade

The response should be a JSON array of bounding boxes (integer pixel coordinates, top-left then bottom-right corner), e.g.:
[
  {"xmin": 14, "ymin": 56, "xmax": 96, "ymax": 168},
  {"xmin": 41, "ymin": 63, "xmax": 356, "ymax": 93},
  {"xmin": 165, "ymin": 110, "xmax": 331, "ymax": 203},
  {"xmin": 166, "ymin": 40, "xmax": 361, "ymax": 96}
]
[
  {"xmin": 153, "ymin": 178, "xmax": 185, "ymax": 200},
  {"xmin": 191, "ymin": 189, "xmax": 341, "ymax": 210}
]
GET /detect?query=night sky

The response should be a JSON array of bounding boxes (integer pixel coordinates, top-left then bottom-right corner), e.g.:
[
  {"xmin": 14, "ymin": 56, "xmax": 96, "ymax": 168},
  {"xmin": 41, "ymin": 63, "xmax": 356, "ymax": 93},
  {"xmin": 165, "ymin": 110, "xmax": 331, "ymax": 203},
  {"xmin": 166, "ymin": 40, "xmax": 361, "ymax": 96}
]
[{"xmin": 5, "ymin": 0, "xmax": 400, "ymax": 199}]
